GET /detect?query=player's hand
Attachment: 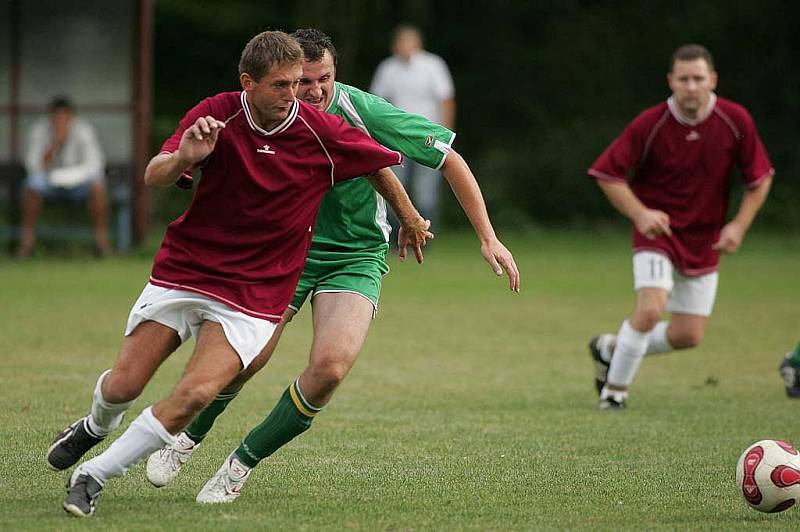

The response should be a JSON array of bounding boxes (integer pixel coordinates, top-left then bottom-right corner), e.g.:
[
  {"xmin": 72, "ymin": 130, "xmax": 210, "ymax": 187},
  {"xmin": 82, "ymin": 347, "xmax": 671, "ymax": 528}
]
[
  {"xmin": 397, "ymin": 217, "xmax": 433, "ymax": 264},
  {"xmin": 52, "ymin": 119, "xmax": 69, "ymax": 146},
  {"xmin": 480, "ymin": 238, "xmax": 520, "ymax": 292},
  {"xmin": 713, "ymin": 220, "xmax": 745, "ymax": 253},
  {"xmin": 633, "ymin": 208, "xmax": 672, "ymax": 240},
  {"xmin": 177, "ymin": 116, "xmax": 226, "ymax": 166}
]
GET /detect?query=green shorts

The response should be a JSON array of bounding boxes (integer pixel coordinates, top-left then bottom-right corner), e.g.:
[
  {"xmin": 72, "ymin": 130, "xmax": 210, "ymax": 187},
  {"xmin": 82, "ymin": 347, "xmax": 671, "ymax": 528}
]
[{"xmin": 289, "ymin": 248, "xmax": 390, "ymax": 313}]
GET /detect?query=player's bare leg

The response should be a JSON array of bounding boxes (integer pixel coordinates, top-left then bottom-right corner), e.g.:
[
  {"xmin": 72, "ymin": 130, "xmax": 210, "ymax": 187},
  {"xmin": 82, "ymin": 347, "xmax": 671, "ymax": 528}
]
[
  {"xmin": 152, "ymin": 321, "xmax": 244, "ymax": 432},
  {"xmin": 103, "ymin": 321, "xmax": 182, "ymax": 403},
  {"xmin": 299, "ymin": 292, "xmax": 374, "ymax": 405},
  {"xmin": 661, "ymin": 313, "xmax": 706, "ymax": 349},
  {"xmin": 147, "ymin": 317, "xmax": 288, "ymax": 487},
  {"xmin": 66, "ymin": 321, "xmax": 244, "ymax": 516},
  {"xmin": 47, "ymin": 321, "xmax": 181, "ymax": 471},
  {"xmin": 196, "ymin": 292, "xmax": 374, "ymax": 503}
]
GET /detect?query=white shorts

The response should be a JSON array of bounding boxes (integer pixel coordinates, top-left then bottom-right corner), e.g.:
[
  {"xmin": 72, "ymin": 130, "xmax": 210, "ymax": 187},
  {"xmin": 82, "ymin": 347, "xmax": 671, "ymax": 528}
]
[
  {"xmin": 124, "ymin": 283, "xmax": 277, "ymax": 369},
  {"xmin": 632, "ymin": 251, "xmax": 719, "ymax": 317}
]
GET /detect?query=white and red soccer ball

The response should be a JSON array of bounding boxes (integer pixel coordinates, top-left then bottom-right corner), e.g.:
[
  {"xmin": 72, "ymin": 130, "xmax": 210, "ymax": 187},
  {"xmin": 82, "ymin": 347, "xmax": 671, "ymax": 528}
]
[{"xmin": 736, "ymin": 439, "xmax": 800, "ymax": 513}]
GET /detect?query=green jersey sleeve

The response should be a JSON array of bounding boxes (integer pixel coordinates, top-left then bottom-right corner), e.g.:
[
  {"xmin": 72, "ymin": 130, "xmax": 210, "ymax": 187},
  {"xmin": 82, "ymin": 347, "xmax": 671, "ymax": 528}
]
[{"xmin": 332, "ymin": 83, "xmax": 456, "ymax": 170}]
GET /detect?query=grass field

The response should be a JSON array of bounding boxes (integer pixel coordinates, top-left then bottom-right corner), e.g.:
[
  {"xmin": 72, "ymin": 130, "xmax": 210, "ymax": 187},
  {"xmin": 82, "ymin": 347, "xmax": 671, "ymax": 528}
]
[{"xmin": 1, "ymin": 229, "xmax": 798, "ymax": 531}]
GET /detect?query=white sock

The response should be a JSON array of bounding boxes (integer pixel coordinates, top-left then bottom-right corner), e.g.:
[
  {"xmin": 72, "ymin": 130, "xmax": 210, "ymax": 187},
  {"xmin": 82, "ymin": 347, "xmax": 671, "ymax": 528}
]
[
  {"xmin": 82, "ymin": 406, "xmax": 176, "ymax": 483},
  {"xmin": 644, "ymin": 321, "xmax": 673, "ymax": 355},
  {"xmin": 597, "ymin": 334, "xmax": 616, "ymax": 362},
  {"xmin": 607, "ymin": 320, "xmax": 650, "ymax": 386},
  {"xmin": 87, "ymin": 369, "xmax": 135, "ymax": 437}
]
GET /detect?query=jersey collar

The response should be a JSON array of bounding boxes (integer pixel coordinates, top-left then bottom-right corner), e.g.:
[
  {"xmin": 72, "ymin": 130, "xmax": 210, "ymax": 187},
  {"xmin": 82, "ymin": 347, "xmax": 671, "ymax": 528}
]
[
  {"xmin": 325, "ymin": 82, "xmax": 341, "ymax": 113},
  {"xmin": 240, "ymin": 91, "xmax": 299, "ymax": 136},
  {"xmin": 667, "ymin": 92, "xmax": 717, "ymax": 126}
]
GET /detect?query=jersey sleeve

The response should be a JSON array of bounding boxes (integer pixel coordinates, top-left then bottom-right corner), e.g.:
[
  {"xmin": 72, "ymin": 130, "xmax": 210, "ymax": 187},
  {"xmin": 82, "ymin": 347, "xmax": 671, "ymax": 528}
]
[
  {"xmin": 588, "ymin": 115, "xmax": 648, "ymax": 183},
  {"xmin": 736, "ymin": 109, "xmax": 774, "ymax": 188},
  {"xmin": 159, "ymin": 97, "xmax": 217, "ymax": 188},
  {"xmin": 320, "ymin": 113, "xmax": 403, "ymax": 184},
  {"xmin": 344, "ymin": 87, "xmax": 456, "ymax": 170}
]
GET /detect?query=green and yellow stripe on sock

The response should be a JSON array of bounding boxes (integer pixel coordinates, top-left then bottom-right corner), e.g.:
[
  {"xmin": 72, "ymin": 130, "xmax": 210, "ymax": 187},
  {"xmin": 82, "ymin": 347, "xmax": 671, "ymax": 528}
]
[{"xmin": 288, "ymin": 378, "xmax": 323, "ymax": 418}]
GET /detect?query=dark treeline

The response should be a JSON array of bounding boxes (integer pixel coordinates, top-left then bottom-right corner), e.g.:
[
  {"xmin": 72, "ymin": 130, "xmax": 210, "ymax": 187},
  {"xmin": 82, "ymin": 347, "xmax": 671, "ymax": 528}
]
[{"xmin": 154, "ymin": 0, "xmax": 799, "ymax": 229}]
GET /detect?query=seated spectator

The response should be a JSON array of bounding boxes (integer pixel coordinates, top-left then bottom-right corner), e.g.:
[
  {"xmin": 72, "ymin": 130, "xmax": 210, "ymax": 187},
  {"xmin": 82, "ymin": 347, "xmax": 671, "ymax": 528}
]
[{"xmin": 16, "ymin": 96, "xmax": 110, "ymax": 258}]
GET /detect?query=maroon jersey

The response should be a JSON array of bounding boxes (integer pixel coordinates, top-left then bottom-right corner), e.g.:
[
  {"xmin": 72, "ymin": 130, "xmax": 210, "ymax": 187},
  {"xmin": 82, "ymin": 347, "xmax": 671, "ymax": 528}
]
[
  {"xmin": 589, "ymin": 95, "xmax": 773, "ymax": 275},
  {"xmin": 151, "ymin": 91, "xmax": 402, "ymax": 321}
]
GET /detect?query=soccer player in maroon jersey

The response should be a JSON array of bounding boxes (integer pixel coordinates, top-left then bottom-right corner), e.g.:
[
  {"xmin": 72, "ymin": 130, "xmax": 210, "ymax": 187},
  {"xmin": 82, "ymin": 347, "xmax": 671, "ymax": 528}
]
[
  {"xmin": 587, "ymin": 44, "xmax": 773, "ymax": 410},
  {"xmin": 48, "ymin": 31, "xmax": 432, "ymax": 517}
]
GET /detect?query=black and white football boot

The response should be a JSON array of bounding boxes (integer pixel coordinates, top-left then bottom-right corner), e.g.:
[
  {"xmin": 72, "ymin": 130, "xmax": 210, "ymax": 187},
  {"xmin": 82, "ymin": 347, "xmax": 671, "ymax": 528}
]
[
  {"xmin": 47, "ymin": 416, "xmax": 105, "ymax": 470},
  {"xmin": 64, "ymin": 468, "xmax": 104, "ymax": 517},
  {"xmin": 589, "ymin": 334, "xmax": 614, "ymax": 395}
]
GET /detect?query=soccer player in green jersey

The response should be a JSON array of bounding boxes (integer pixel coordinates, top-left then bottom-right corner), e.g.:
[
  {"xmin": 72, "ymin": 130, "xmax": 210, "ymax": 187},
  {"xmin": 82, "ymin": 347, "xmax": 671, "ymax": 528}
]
[{"xmin": 146, "ymin": 29, "xmax": 520, "ymax": 502}]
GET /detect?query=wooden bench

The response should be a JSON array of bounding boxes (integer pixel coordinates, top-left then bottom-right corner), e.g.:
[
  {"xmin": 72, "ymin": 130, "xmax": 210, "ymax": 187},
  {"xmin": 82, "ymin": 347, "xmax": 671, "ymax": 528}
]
[{"xmin": 0, "ymin": 162, "xmax": 133, "ymax": 254}]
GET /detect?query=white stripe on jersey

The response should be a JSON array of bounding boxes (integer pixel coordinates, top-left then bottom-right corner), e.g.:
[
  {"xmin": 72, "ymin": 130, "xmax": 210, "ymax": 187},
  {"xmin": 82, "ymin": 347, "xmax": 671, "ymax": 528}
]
[
  {"xmin": 337, "ymin": 91, "xmax": 370, "ymax": 134},
  {"xmin": 240, "ymin": 91, "xmax": 299, "ymax": 136},
  {"xmin": 336, "ymin": 89, "xmax": 391, "ymax": 242}
]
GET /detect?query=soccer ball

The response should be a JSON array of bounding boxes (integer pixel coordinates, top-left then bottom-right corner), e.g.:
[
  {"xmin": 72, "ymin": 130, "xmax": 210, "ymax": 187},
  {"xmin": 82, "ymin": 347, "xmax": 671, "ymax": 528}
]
[{"xmin": 735, "ymin": 439, "xmax": 800, "ymax": 513}]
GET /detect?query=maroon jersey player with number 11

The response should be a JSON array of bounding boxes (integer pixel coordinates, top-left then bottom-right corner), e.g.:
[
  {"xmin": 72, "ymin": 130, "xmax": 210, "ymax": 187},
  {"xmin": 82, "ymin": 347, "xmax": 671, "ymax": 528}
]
[{"xmin": 587, "ymin": 44, "xmax": 773, "ymax": 410}]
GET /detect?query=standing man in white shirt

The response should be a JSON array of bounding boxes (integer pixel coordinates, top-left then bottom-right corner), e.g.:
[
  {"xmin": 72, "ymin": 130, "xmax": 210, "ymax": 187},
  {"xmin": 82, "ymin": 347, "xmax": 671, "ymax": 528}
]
[
  {"xmin": 371, "ymin": 24, "xmax": 455, "ymax": 232},
  {"xmin": 17, "ymin": 96, "xmax": 110, "ymax": 258}
]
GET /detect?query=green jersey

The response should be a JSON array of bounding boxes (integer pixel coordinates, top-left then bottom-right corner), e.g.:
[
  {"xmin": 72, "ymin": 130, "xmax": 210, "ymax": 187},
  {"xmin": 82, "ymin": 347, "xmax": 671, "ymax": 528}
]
[{"xmin": 309, "ymin": 82, "xmax": 455, "ymax": 256}]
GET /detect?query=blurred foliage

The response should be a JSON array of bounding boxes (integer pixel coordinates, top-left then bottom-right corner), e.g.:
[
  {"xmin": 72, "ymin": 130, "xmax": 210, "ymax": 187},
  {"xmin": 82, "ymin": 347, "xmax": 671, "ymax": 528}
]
[{"xmin": 152, "ymin": 0, "xmax": 800, "ymax": 230}]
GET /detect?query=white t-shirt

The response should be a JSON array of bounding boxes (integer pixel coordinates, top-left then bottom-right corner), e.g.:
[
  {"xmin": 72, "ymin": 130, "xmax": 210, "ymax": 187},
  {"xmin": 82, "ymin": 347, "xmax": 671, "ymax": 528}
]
[
  {"xmin": 25, "ymin": 117, "xmax": 105, "ymax": 188},
  {"xmin": 370, "ymin": 50, "xmax": 454, "ymax": 124}
]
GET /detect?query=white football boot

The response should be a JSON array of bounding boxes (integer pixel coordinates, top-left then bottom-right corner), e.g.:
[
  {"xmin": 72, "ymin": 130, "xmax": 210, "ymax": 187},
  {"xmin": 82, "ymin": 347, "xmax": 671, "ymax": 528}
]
[
  {"xmin": 196, "ymin": 453, "xmax": 252, "ymax": 504},
  {"xmin": 599, "ymin": 386, "xmax": 628, "ymax": 410},
  {"xmin": 146, "ymin": 432, "xmax": 199, "ymax": 487}
]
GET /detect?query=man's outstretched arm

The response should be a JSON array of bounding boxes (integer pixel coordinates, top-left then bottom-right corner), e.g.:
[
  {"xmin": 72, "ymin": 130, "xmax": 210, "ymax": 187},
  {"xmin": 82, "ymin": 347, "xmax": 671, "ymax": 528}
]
[{"xmin": 440, "ymin": 149, "xmax": 520, "ymax": 292}]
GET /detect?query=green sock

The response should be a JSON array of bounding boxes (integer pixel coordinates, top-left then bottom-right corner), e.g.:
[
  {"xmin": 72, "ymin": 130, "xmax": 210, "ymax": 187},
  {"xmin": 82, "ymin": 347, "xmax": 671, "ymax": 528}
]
[
  {"xmin": 184, "ymin": 389, "xmax": 241, "ymax": 443},
  {"xmin": 789, "ymin": 342, "xmax": 800, "ymax": 366},
  {"xmin": 234, "ymin": 378, "xmax": 322, "ymax": 468}
]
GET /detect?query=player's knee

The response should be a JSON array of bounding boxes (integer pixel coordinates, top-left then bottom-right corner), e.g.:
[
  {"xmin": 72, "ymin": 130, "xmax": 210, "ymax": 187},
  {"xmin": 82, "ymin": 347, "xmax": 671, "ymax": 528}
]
[
  {"xmin": 102, "ymin": 372, "xmax": 145, "ymax": 403},
  {"xmin": 312, "ymin": 357, "xmax": 351, "ymax": 388},
  {"xmin": 671, "ymin": 329, "xmax": 704, "ymax": 349},
  {"xmin": 632, "ymin": 308, "xmax": 662, "ymax": 331}
]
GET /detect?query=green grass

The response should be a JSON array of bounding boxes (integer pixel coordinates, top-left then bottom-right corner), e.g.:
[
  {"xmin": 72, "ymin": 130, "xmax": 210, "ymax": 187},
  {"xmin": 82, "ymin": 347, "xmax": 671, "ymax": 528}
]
[{"xmin": 1, "ymin": 229, "xmax": 799, "ymax": 530}]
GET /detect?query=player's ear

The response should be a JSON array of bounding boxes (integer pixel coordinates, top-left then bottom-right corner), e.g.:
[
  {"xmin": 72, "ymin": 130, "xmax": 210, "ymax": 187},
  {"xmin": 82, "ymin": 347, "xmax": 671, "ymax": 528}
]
[
  {"xmin": 240, "ymin": 72, "xmax": 255, "ymax": 90},
  {"xmin": 709, "ymin": 70, "xmax": 718, "ymax": 90}
]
